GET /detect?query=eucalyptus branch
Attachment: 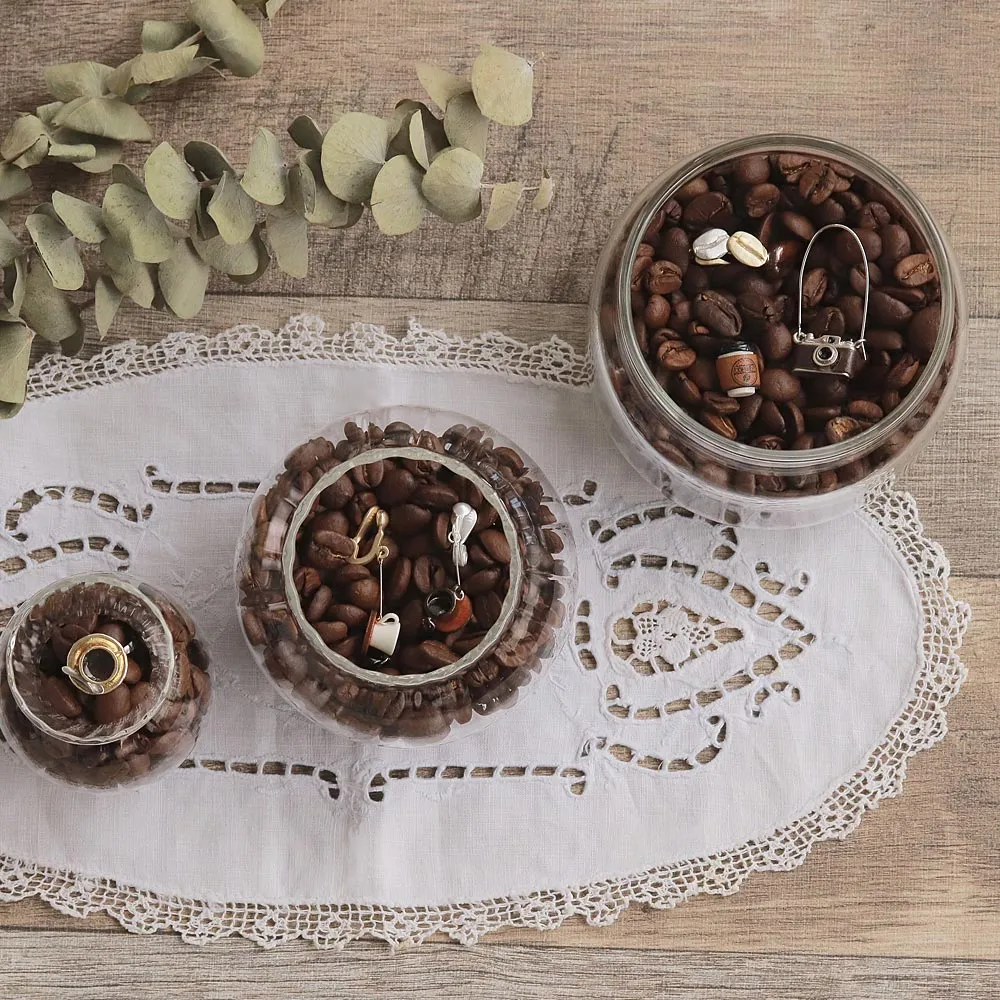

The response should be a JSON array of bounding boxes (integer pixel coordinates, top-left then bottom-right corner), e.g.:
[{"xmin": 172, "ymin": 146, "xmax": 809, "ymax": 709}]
[{"xmin": 0, "ymin": 29, "xmax": 553, "ymax": 419}]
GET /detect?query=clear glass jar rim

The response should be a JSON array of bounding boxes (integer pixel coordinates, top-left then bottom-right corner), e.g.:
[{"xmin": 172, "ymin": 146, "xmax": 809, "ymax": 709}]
[
  {"xmin": 616, "ymin": 133, "xmax": 958, "ymax": 474},
  {"xmin": 281, "ymin": 446, "xmax": 526, "ymax": 688},
  {"xmin": 3, "ymin": 574, "xmax": 175, "ymax": 745}
]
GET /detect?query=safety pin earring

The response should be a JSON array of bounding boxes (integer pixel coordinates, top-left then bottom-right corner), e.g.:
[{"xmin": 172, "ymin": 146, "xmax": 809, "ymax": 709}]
[{"xmin": 425, "ymin": 502, "xmax": 477, "ymax": 633}]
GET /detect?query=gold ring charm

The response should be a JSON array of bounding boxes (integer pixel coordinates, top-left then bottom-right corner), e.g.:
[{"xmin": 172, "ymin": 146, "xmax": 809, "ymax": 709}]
[
  {"xmin": 62, "ymin": 633, "xmax": 131, "ymax": 696},
  {"xmin": 347, "ymin": 506, "xmax": 390, "ymax": 565}
]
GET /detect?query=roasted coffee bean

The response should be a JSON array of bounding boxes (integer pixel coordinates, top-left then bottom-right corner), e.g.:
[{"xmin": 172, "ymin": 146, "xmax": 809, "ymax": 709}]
[
  {"xmin": 644, "ymin": 293, "xmax": 671, "ymax": 328},
  {"xmin": 676, "ymin": 176, "xmax": 709, "ymax": 202},
  {"xmin": 411, "ymin": 483, "xmax": 461, "ymax": 510},
  {"xmin": 776, "ymin": 153, "xmax": 812, "ymax": 182},
  {"xmin": 315, "ymin": 620, "xmax": 349, "ymax": 645},
  {"xmin": 93, "ymin": 685, "xmax": 132, "ymax": 725},
  {"xmin": 733, "ymin": 393, "xmax": 763, "ymax": 434},
  {"xmin": 672, "ymin": 371, "xmax": 702, "ymax": 407},
  {"xmin": 703, "ymin": 391, "xmax": 740, "ymax": 415},
  {"xmin": 870, "ymin": 289, "xmax": 913, "ymax": 327},
  {"xmin": 473, "ymin": 591, "xmax": 504, "ymax": 629},
  {"xmin": 801, "ymin": 268, "xmax": 828, "ymax": 308},
  {"xmin": 885, "ymin": 353, "xmax": 921, "ymax": 389},
  {"xmin": 51, "ymin": 623, "xmax": 88, "ymax": 660},
  {"xmin": 764, "ymin": 239, "xmax": 802, "ymax": 281},
  {"xmin": 125, "ymin": 658, "xmax": 143, "ymax": 685},
  {"xmin": 733, "ymin": 154, "xmax": 771, "ymax": 185},
  {"xmin": 682, "ymin": 191, "xmax": 732, "ymax": 229},
  {"xmin": 879, "ymin": 223, "xmax": 911, "ymax": 268},
  {"xmin": 351, "ymin": 460, "xmax": 384, "ymax": 489},
  {"xmin": 306, "ymin": 585, "xmax": 334, "ymax": 623},
  {"xmin": 760, "ymin": 322, "xmax": 793, "ymax": 361},
  {"xmin": 312, "ymin": 510, "xmax": 351, "ymax": 535},
  {"xmin": 907, "ymin": 303, "xmax": 941, "ymax": 361},
  {"xmin": 464, "ymin": 567, "xmax": 502, "ymax": 595},
  {"xmin": 867, "ymin": 328, "xmax": 904, "ymax": 351},
  {"xmin": 319, "ymin": 475, "xmax": 354, "ymax": 510},
  {"xmin": 390, "ymin": 503, "xmax": 432, "ymax": 536},
  {"xmin": 479, "ymin": 529, "xmax": 511, "ymax": 564},
  {"xmin": 894, "ymin": 253, "xmax": 936, "ymax": 286},
  {"xmin": 97, "ymin": 621, "xmax": 129, "ymax": 645},
  {"xmin": 346, "ymin": 578, "xmax": 380, "ymax": 612},
  {"xmin": 780, "ymin": 211, "xmax": 815, "ymax": 242},
  {"xmin": 286, "ymin": 437, "xmax": 334, "ymax": 473},
  {"xmin": 41, "ymin": 675, "xmax": 83, "ymax": 718},
  {"xmin": 656, "ymin": 339, "xmax": 697, "ymax": 370},
  {"xmin": 686, "ymin": 357, "xmax": 719, "ymax": 391},
  {"xmin": 411, "ymin": 554, "xmax": 436, "ymax": 594},
  {"xmin": 693, "ymin": 290, "xmax": 742, "ymax": 338},
  {"xmin": 808, "ymin": 306, "xmax": 846, "ymax": 338},
  {"xmin": 700, "ymin": 411, "xmax": 737, "ymax": 439},
  {"xmin": 737, "ymin": 290, "xmax": 780, "ymax": 325},
  {"xmin": 847, "ymin": 400, "xmax": 884, "ymax": 422},
  {"xmin": 376, "ymin": 467, "xmax": 416, "ymax": 506},
  {"xmin": 658, "ymin": 227, "xmax": 691, "ymax": 271},
  {"xmin": 758, "ymin": 399, "xmax": 785, "ymax": 435},
  {"xmin": 646, "ymin": 259, "xmax": 684, "ymax": 294},
  {"xmin": 825, "ymin": 415, "xmax": 864, "ymax": 443},
  {"xmin": 760, "ymin": 368, "xmax": 801, "ymax": 403},
  {"xmin": 780, "ymin": 401, "xmax": 806, "ymax": 438},
  {"xmin": 745, "ymin": 182, "xmax": 780, "ymax": 218},
  {"xmin": 751, "ymin": 435, "xmax": 785, "ymax": 450},
  {"xmin": 799, "ymin": 160, "xmax": 837, "ymax": 203}
]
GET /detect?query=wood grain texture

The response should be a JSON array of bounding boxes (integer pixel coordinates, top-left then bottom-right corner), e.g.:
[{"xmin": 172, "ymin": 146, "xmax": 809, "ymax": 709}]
[{"xmin": 1, "ymin": 0, "xmax": 998, "ymax": 991}]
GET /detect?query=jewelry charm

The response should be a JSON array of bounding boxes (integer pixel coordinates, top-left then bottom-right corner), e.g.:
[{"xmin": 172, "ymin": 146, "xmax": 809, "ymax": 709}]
[
  {"xmin": 693, "ymin": 227, "xmax": 730, "ymax": 263},
  {"xmin": 359, "ymin": 519, "xmax": 398, "ymax": 666},
  {"xmin": 345, "ymin": 505, "xmax": 389, "ymax": 565},
  {"xmin": 716, "ymin": 341, "xmax": 761, "ymax": 398},
  {"xmin": 63, "ymin": 633, "xmax": 134, "ymax": 696},
  {"xmin": 726, "ymin": 231, "xmax": 768, "ymax": 268},
  {"xmin": 425, "ymin": 502, "xmax": 478, "ymax": 634}
]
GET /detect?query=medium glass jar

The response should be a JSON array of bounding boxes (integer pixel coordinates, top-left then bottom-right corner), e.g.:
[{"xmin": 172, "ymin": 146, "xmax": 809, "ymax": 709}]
[
  {"xmin": 236, "ymin": 407, "xmax": 575, "ymax": 744},
  {"xmin": 591, "ymin": 135, "xmax": 966, "ymax": 527},
  {"xmin": 0, "ymin": 575, "xmax": 211, "ymax": 790}
]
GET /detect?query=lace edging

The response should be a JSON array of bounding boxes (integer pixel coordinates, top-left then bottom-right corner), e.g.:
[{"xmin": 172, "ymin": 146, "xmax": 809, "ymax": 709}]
[{"xmin": 1, "ymin": 326, "xmax": 969, "ymax": 948}]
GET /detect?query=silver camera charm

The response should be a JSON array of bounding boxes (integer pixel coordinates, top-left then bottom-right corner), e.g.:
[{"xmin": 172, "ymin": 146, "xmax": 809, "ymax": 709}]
[
  {"xmin": 789, "ymin": 223, "xmax": 870, "ymax": 381},
  {"xmin": 791, "ymin": 333, "xmax": 865, "ymax": 378}
]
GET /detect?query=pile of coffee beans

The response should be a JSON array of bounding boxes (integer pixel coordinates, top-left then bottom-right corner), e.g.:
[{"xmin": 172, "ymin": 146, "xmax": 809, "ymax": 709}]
[
  {"xmin": 1, "ymin": 581, "xmax": 210, "ymax": 788},
  {"xmin": 239, "ymin": 419, "xmax": 568, "ymax": 740},
  {"xmin": 610, "ymin": 150, "xmax": 954, "ymax": 496}
]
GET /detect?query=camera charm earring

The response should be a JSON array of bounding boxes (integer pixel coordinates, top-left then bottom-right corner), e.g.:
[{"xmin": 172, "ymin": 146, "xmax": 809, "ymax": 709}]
[
  {"xmin": 425, "ymin": 502, "xmax": 477, "ymax": 633},
  {"xmin": 791, "ymin": 223, "xmax": 868, "ymax": 379}
]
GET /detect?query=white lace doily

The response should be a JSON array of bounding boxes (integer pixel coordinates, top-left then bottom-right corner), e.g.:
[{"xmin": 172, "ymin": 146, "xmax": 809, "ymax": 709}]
[{"xmin": 0, "ymin": 317, "xmax": 969, "ymax": 947}]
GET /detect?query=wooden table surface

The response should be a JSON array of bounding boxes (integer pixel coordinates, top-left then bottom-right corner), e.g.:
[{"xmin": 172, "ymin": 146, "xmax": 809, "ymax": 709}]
[{"xmin": 1, "ymin": 1, "xmax": 998, "ymax": 997}]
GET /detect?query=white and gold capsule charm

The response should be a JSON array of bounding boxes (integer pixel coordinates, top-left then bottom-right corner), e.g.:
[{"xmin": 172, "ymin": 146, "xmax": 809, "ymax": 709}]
[{"xmin": 425, "ymin": 502, "xmax": 477, "ymax": 634}]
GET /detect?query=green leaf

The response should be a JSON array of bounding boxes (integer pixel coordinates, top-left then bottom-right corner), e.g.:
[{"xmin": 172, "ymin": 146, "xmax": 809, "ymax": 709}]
[
  {"xmin": 188, "ymin": 0, "xmax": 265, "ymax": 77},
  {"xmin": 2, "ymin": 116, "xmax": 47, "ymax": 163},
  {"xmin": 141, "ymin": 19, "xmax": 199, "ymax": 52},
  {"xmin": 101, "ymin": 239, "xmax": 157, "ymax": 307},
  {"xmin": 94, "ymin": 275, "xmax": 123, "ymax": 338},
  {"xmin": 144, "ymin": 142, "xmax": 201, "ymax": 220},
  {"xmin": 55, "ymin": 96, "xmax": 153, "ymax": 141},
  {"xmin": 288, "ymin": 115, "xmax": 325, "ymax": 151},
  {"xmin": 207, "ymin": 171, "xmax": 257, "ymax": 244},
  {"xmin": 471, "ymin": 44, "xmax": 533, "ymax": 126},
  {"xmin": 371, "ymin": 155, "xmax": 427, "ymax": 236},
  {"xmin": 415, "ymin": 62, "xmax": 471, "ymax": 113},
  {"xmin": 0, "ymin": 321, "xmax": 33, "ymax": 411},
  {"xmin": 531, "ymin": 169, "xmax": 554, "ymax": 210},
  {"xmin": 227, "ymin": 230, "xmax": 271, "ymax": 285},
  {"xmin": 390, "ymin": 103, "xmax": 448, "ymax": 169},
  {"xmin": 159, "ymin": 238, "xmax": 209, "ymax": 318},
  {"xmin": 320, "ymin": 112, "xmax": 390, "ymax": 204},
  {"xmin": 292, "ymin": 151, "xmax": 361, "ymax": 228},
  {"xmin": 240, "ymin": 127, "xmax": 287, "ymax": 205},
  {"xmin": 44, "ymin": 61, "xmax": 114, "ymax": 101},
  {"xmin": 73, "ymin": 137, "xmax": 123, "ymax": 174},
  {"xmin": 52, "ymin": 191, "xmax": 108, "ymax": 243},
  {"xmin": 46, "ymin": 140, "xmax": 96, "ymax": 164},
  {"xmin": 421, "ymin": 146, "xmax": 483, "ymax": 223},
  {"xmin": 265, "ymin": 203, "xmax": 308, "ymax": 277},
  {"xmin": 191, "ymin": 216, "xmax": 261, "ymax": 276},
  {"xmin": 103, "ymin": 183, "xmax": 175, "ymax": 264},
  {"xmin": 0, "ymin": 164, "xmax": 31, "ymax": 202},
  {"xmin": 444, "ymin": 92, "xmax": 489, "ymax": 160},
  {"xmin": 20, "ymin": 263, "xmax": 81, "ymax": 343},
  {"xmin": 25, "ymin": 212, "xmax": 85, "ymax": 291},
  {"xmin": 485, "ymin": 180, "xmax": 523, "ymax": 231},
  {"xmin": 106, "ymin": 46, "xmax": 200, "ymax": 96},
  {"xmin": 0, "ymin": 217, "xmax": 22, "ymax": 266},
  {"xmin": 184, "ymin": 139, "xmax": 236, "ymax": 179}
]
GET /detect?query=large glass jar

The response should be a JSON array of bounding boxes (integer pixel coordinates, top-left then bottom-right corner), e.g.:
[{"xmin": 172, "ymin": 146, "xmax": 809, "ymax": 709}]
[
  {"xmin": 591, "ymin": 134, "xmax": 966, "ymax": 527},
  {"xmin": 236, "ymin": 407, "xmax": 575, "ymax": 744},
  {"xmin": 0, "ymin": 575, "xmax": 211, "ymax": 790}
]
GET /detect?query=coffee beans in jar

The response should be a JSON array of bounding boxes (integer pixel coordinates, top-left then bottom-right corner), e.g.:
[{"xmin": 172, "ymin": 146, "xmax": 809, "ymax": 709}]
[
  {"xmin": 591, "ymin": 135, "xmax": 966, "ymax": 527},
  {"xmin": 0, "ymin": 575, "xmax": 211, "ymax": 790},
  {"xmin": 236, "ymin": 408, "xmax": 574, "ymax": 743}
]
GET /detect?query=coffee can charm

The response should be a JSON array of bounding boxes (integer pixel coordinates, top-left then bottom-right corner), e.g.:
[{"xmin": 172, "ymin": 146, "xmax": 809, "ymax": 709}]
[{"xmin": 716, "ymin": 341, "xmax": 760, "ymax": 398}]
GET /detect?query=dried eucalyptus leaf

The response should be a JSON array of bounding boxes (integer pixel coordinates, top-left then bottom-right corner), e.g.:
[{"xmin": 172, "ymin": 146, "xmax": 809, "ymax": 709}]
[
  {"xmin": 371, "ymin": 155, "xmax": 426, "ymax": 236},
  {"xmin": 94, "ymin": 275, "xmax": 123, "ymax": 338},
  {"xmin": 9, "ymin": 256, "xmax": 26, "ymax": 317},
  {"xmin": 56, "ymin": 96, "xmax": 153, "ymax": 141},
  {"xmin": 416, "ymin": 62, "xmax": 471, "ymax": 112},
  {"xmin": 320, "ymin": 112, "xmax": 391, "ymax": 204},
  {"xmin": 25, "ymin": 212, "xmax": 85, "ymax": 290},
  {"xmin": 46, "ymin": 141, "xmax": 96, "ymax": 164},
  {"xmin": 60, "ymin": 322, "xmax": 86, "ymax": 358},
  {"xmin": 0, "ymin": 321, "xmax": 32, "ymax": 411},
  {"xmin": 227, "ymin": 230, "xmax": 271, "ymax": 285},
  {"xmin": 241, "ymin": 127, "xmax": 287, "ymax": 205},
  {"xmin": 52, "ymin": 191, "xmax": 108, "ymax": 244},
  {"xmin": 444, "ymin": 92, "xmax": 489, "ymax": 160},
  {"xmin": 44, "ymin": 61, "xmax": 114, "ymax": 101},
  {"xmin": 408, "ymin": 106, "xmax": 448, "ymax": 169},
  {"xmin": 288, "ymin": 115, "xmax": 325, "ymax": 151},
  {"xmin": 73, "ymin": 137, "xmax": 123, "ymax": 174},
  {"xmin": 0, "ymin": 218, "xmax": 21, "ymax": 266},
  {"xmin": 471, "ymin": 44, "xmax": 533, "ymax": 126},
  {"xmin": 123, "ymin": 84, "xmax": 156, "ymax": 106},
  {"xmin": 485, "ymin": 180, "xmax": 523, "ymax": 231},
  {"xmin": 141, "ymin": 19, "xmax": 199, "ymax": 52},
  {"xmin": 103, "ymin": 183, "xmax": 175, "ymax": 264},
  {"xmin": 2, "ymin": 116, "xmax": 47, "ymax": 163},
  {"xmin": 0, "ymin": 164, "xmax": 31, "ymax": 202},
  {"xmin": 188, "ymin": 0, "xmax": 265, "ymax": 78},
  {"xmin": 35, "ymin": 103, "xmax": 63, "ymax": 126},
  {"xmin": 531, "ymin": 169, "xmax": 554, "ymax": 210},
  {"xmin": 107, "ymin": 46, "xmax": 200, "ymax": 96},
  {"xmin": 191, "ymin": 226, "xmax": 260, "ymax": 276},
  {"xmin": 207, "ymin": 170, "xmax": 257, "ymax": 244},
  {"xmin": 421, "ymin": 146, "xmax": 483, "ymax": 223},
  {"xmin": 20, "ymin": 263, "xmax": 81, "ymax": 342},
  {"xmin": 12, "ymin": 136, "xmax": 50, "ymax": 170},
  {"xmin": 111, "ymin": 163, "xmax": 148, "ymax": 192},
  {"xmin": 298, "ymin": 151, "xmax": 362, "ymax": 228},
  {"xmin": 145, "ymin": 142, "xmax": 201, "ymax": 220},
  {"xmin": 265, "ymin": 203, "xmax": 308, "ymax": 277},
  {"xmin": 184, "ymin": 139, "xmax": 236, "ymax": 179},
  {"xmin": 102, "ymin": 238, "xmax": 157, "ymax": 307},
  {"xmin": 287, "ymin": 157, "xmax": 316, "ymax": 217},
  {"xmin": 159, "ymin": 238, "xmax": 209, "ymax": 318},
  {"xmin": 249, "ymin": 0, "xmax": 288, "ymax": 17}
]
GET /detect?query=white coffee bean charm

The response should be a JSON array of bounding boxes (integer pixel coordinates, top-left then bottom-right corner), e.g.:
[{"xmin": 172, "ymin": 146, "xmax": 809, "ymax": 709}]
[
  {"xmin": 727, "ymin": 231, "xmax": 769, "ymax": 268},
  {"xmin": 693, "ymin": 228, "xmax": 731, "ymax": 263}
]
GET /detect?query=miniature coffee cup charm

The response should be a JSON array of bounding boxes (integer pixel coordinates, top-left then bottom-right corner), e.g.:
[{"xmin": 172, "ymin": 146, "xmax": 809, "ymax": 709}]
[
  {"xmin": 363, "ymin": 611, "xmax": 401, "ymax": 662},
  {"xmin": 716, "ymin": 341, "xmax": 761, "ymax": 398},
  {"xmin": 63, "ymin": 632, "xmax": 133, "ymax": 696}
]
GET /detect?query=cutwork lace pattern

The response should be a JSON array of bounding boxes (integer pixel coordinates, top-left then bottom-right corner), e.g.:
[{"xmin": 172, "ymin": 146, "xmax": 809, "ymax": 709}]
[{"xmin": 0, "ymin": 318, "xmax": 969, "ymax": 948}]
